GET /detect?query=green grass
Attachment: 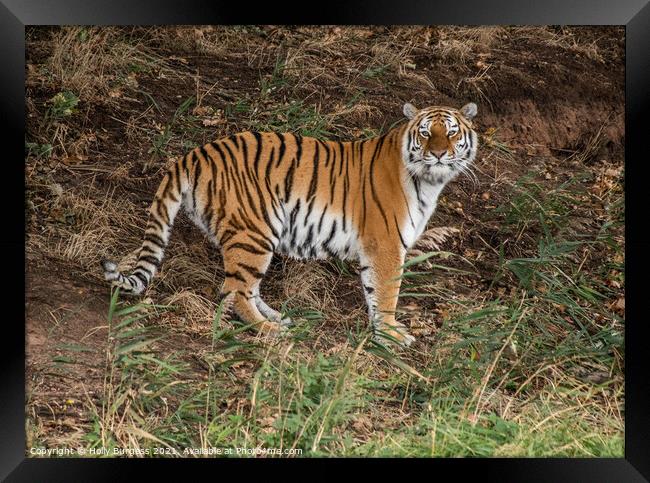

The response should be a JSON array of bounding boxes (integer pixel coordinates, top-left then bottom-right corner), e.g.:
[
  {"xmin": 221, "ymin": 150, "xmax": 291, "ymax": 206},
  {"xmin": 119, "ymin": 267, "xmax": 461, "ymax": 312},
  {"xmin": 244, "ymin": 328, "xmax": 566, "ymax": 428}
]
[
  {"xmin": 482, "ymin": 128, "xmax": 515, "ymax": 159},
  {"xmin": 496, "ymin": 173, "xmax": 590, "ymax": 239},
  {"xmin": 244, "ymin": 100, "xmax": 333, "ymax": 140},
  {"xmin": 362, "ymin": 65, "xmax": 389, "ymax": 79},
  {"xmin": 148, "ymin": 96, "xmax": 197, "ymax": 159},
  {"xmin": 259, "ymin": 56, "xmax": 289, "ymax": 98},
  {"xmin": 75, "ymin": 229, "xmax": 622, "ymax": 457},
  {"xmin": 221, "ymin": 57, "xmax": 335, "ymax": 139},
  {"xmin": 225, "ymin": 98, "xmax": 251, "ymax": 117}
]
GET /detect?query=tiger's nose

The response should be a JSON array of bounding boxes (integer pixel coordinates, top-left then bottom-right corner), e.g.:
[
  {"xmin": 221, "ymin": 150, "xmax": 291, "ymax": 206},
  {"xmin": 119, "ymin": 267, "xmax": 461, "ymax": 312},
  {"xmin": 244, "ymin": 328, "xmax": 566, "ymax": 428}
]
[{"xmin": 432, "ymin": 149, "xmax": 447, "ymax": 159}]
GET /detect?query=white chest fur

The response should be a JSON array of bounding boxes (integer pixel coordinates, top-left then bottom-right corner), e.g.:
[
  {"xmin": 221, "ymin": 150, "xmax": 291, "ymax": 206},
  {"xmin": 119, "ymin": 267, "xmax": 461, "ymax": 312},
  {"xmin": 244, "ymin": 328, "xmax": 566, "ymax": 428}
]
[{"xmin": 402, "ymin": 178, "xmax": 447, "ymax": 249}]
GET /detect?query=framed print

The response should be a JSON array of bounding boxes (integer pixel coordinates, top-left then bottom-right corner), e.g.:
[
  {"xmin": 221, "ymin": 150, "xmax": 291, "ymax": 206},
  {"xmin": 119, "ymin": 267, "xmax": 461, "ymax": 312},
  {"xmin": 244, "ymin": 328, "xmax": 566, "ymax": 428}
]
[{"xmin": 4, "ymin": 0, "xmax": 650, "ymax": 480}]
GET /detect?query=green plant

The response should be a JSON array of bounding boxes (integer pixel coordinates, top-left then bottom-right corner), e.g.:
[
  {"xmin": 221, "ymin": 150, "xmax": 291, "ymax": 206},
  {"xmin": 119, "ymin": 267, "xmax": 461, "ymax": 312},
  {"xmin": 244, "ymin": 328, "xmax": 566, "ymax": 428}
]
[
  {"xmin": 225, "ymin": 98, "xmax": 251, "ymax": 117},
  {"xmin": 148, "ymin": 96, "xmax": 196, "ymax": 159},
  {"xmin": 249, "ymin": 100, "xmax": 333, "ymax": 139},
  {"xmin": 25, "ymin": 141, "xmax": 53, "ymax": 159},
  {"xmin": 260, "ymin": 56, "xmax": 288, "ymax": 98},
  {"xmin": 496, "ymin": 173, "xmax": 587, "ymax": 237},
  {"xmin": 47, "ymin": 91, "xmax": 80, "ymax": 119},
  {"xmin": 362, "ymin": 65, "xmax": 389, "ymax": 79},
  {"xmin": 84, "ymin": 289, "xmax": 191, "ymax": 454}
]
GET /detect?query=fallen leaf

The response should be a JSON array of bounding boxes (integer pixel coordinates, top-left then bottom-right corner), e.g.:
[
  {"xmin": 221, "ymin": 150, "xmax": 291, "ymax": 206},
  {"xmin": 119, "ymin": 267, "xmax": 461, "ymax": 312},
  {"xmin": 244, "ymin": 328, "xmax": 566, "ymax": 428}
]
[
  {"xmin": 62, "ymin": 154, "xmax": 88, "ymax": 165},
  {"xmin": 125, "ymin": 72, "xmax": 139, "ymax": 89},
  {"xmin": 410, "ymin": 319, "xmax": 433, "ymax": 336},
  {"xmin": 611, "ymin": 297, "xmax": 625, "ymax": 315},
  {"xmin": 192, "ymin": 105, "xmax": 213, "ymax": 116},
  {"xmin": 401, "ymin": 303, "xmax": 421, "ymax": 313},
  {"xmin": 552, "ymin": 303, "xmax": 566, "ymax": 313},
  {"xmin": 202, "ymin": 118, "xmax": 224, "ymax": 127}
]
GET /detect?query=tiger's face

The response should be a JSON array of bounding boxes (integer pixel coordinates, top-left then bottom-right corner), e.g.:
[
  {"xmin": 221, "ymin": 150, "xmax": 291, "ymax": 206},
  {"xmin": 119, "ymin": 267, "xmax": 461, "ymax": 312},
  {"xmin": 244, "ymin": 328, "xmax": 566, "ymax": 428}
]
[{"xmin": 401, "ymin": 102, "xmax": 478, "ymax": 184}]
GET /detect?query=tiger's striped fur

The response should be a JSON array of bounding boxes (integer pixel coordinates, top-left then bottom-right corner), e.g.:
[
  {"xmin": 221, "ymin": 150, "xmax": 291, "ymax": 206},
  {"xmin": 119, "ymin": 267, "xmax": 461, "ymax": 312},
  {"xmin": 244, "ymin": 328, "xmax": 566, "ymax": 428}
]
[{"xmin": 102, "ymin": 102, "xmax": 478, "ymax": 346}]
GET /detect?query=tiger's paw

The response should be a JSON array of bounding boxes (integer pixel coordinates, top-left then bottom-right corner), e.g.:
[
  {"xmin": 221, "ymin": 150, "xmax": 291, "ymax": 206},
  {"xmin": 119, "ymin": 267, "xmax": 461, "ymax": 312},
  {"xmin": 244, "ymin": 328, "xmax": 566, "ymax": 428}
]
[
  {"xmin": 100, "ymin": 259, "xmax": 145, "ymax": 296},
  {"xmin": 256, "ymin": 320, "xmax": 288, "ymax": 338},
  {"xmin": 373, "ymin": 323, "xmax": 416, "ymax": 348}
]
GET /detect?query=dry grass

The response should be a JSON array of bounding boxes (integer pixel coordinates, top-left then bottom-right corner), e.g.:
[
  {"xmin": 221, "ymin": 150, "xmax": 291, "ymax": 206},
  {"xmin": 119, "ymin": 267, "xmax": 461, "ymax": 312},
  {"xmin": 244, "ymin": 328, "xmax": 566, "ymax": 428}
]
[
  {"xmin": 144, "ymin": 26, "xmax": 268, "ymax": 61},
  {"xmin": 161, "ymin": 290, "xmax": 217, "ymax": 335},
  {"xmin": 457, "ymin": 64, "xmax": 497, "ymax": 109},
  {"xmin": 435, "ymin": 26, "xmax": 505, "ymax": 62},
  {"xmin": 155, "ymin": 241, "xmax": 222, "ymax": 292},
  {"xmin": 508, "ymin": 26, "xmax": 612, "ymax": 63},
  {"xmin": 48, "ymin": 27, "xmax": 157, "ymax": 102},
  {"xmin": 36, "ymin": 188, "xmax": 136, "ymax": 272}
]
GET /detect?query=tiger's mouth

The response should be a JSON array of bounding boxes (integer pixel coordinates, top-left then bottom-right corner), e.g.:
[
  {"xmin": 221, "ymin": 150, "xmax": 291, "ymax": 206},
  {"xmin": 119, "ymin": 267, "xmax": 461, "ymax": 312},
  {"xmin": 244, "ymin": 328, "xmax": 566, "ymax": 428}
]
[
  {"xmin": 425, "ymin": 161, "xmax": 455, "ymax": 174},
  {"xmin": 408, "ymin": 153, "xmax": 475, "ymax": 184},
  {"xmin": 423, "ymin": 158, "xmax": 454, "ymax": 166},
  {"xmin": 405, "ymin": 158, "xmax": 454, "ymax": 183},
  {"xmin": 422, "ymin": 156, "xmax": 467, "ymax": 170}
]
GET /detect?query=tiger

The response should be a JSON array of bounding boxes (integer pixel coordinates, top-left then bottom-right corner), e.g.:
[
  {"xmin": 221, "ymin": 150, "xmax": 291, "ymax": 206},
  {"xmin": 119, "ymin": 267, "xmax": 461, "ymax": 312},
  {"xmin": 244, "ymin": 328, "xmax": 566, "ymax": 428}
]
[{"xmin": 102, "ymin": 101, "xmax": 478, "ymax": 347}]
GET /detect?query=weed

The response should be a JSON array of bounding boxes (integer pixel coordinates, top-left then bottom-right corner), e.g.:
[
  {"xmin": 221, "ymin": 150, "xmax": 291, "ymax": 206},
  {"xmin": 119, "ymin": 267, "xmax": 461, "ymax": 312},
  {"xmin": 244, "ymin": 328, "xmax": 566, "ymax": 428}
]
[
  {"xmin": 25, "ymin": 141, "xmax": 53, "ymax": 159},
  {"xmin": 225, "ymin": 99, "xmax": 251, "ymax": 117},
  {"xmin": 82, "ymin": 289, "xmax": 192, "ymax": 453},
  {"xmin": 148, "ymin": 96, "xmax": 197, "ymax": 159},
  {"xmin": 247, "ymin": 100, "xmax": 333, "ymax": 140},
  {"xmin": 482, "ymin": 127, "xmax": 515, "ymax": 159},
  {"xmin": 46, "ymin": 91, "xmax": 80, "ymax": 120},
  {"xmin": 495, "ymin": 173, "xmax": 587, "ymax": 240},
  {"xmin": 362, "ymin": 65, "xmax": 389, "ymax": 79},
  {"xmin": 260, "ymin": 57, "xmax": 288, "ymax": 98}
]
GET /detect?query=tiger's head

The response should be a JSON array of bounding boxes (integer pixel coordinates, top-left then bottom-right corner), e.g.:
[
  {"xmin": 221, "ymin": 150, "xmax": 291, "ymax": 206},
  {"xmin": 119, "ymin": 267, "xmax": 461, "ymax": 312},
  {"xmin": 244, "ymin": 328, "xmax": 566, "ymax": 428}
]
[{"xmin": 401, "ymin": 102, "xmax": 478, "ymax": 184}]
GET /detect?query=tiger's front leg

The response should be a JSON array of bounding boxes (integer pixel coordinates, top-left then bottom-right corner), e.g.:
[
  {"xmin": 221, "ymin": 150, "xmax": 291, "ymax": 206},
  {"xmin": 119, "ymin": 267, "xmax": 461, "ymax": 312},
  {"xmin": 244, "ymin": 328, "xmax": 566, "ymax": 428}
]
[{"xmin": 360, "ymin": 246, "xmax": 415, "ymax": 347}]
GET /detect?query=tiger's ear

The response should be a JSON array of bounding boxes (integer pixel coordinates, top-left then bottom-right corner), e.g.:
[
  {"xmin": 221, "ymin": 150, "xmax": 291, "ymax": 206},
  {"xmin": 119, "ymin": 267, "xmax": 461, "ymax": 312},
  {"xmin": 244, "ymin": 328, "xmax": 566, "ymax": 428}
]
[
  {"xmin": 460, "ymin": 102, "xmax": 478, "ymax": 120},
  {"xmin": 403, "ymin": 102, "xmax": 418, "ymax": 120}
]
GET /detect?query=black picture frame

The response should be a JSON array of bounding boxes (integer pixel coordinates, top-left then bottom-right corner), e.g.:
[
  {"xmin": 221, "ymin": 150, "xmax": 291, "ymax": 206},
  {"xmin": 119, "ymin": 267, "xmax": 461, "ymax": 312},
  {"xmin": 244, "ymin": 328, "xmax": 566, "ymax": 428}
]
[{"xmin": 5, "ymin": 1, "xmax": 649, "ymax": 480}]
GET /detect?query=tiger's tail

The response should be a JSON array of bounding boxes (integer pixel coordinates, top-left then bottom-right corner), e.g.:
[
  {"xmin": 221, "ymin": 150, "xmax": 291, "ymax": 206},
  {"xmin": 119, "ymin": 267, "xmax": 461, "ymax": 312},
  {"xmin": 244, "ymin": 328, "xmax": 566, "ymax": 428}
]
[{"xmin": 102, "ymin": 154, "xmax": 192, "ymax": 295}]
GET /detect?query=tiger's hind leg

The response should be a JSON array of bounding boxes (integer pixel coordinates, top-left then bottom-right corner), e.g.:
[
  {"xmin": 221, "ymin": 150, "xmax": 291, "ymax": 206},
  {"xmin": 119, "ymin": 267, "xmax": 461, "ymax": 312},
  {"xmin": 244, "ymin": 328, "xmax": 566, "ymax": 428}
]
[{"xmin": 219, "ymin": 236, "xmax": 284, "ymax": 336}]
